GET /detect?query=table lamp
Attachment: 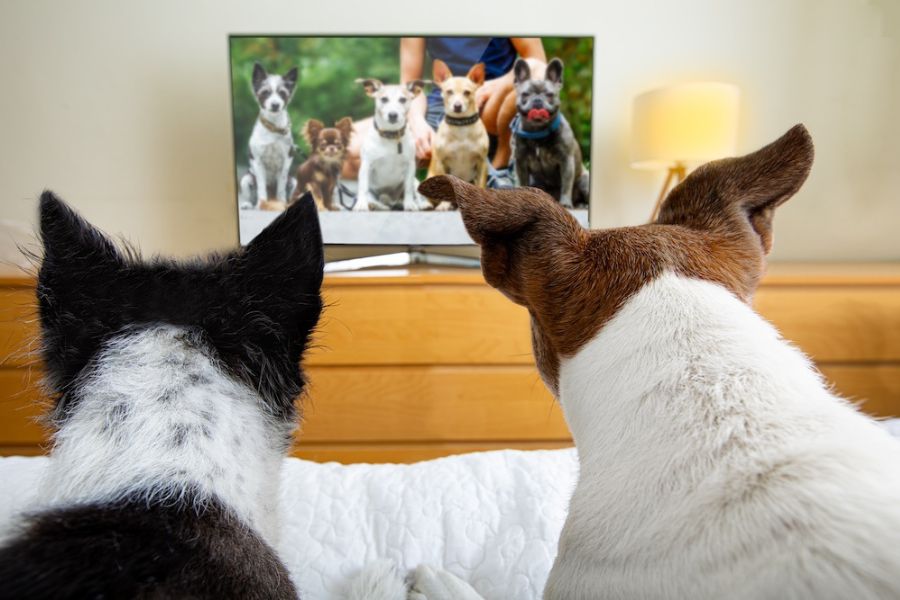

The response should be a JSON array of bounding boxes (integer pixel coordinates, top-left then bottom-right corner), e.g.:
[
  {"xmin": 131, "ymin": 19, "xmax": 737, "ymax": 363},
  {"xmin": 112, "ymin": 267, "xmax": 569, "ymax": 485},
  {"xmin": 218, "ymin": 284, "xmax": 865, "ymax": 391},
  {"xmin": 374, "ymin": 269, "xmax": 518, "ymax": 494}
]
[{"xmin": 631, "ymin": 82, "xmax": 740, "ymax": 220}]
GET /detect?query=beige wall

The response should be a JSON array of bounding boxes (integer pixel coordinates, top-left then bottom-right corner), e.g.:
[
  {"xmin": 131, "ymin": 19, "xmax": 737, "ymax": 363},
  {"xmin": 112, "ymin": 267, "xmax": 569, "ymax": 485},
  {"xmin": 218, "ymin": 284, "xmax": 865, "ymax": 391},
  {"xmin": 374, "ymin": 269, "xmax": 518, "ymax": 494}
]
[{"xmin": 0, "ymin": 0, "xmax": 897, "ymax": 261}]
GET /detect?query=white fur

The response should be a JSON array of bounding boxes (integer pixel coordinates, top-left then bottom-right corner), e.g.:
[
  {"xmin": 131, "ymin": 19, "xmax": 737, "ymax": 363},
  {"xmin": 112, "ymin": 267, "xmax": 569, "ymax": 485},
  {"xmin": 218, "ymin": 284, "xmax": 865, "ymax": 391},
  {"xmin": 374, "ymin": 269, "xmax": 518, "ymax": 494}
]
[
  {"xmin": 545, "ymin": 272, "xmax": 900, "ymax": 599},
  {"xmin": 355, "ymin": 84, "xmax": 428, "ymax": 212},
  {"xmin": 39, "ymin": 325, "xmax": 291, "ymax": 548},
  {"xmin": 342, "ymin": 559, "xmax": 409, "ymax": 600}
]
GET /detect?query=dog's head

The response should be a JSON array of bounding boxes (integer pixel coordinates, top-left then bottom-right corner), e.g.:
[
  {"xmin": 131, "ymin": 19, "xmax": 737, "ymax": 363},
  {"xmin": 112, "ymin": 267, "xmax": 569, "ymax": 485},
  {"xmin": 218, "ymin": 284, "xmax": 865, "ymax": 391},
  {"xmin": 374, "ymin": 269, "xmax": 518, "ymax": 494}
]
[
  {"xmin": 433, "ymin": 60, "xmax": 484, "ymax": 117},
  {"xmin": 37, "ymin": 192, "xmax": 324, "ymax": 423},
  {"xmin": 303, "ymin": 117, "xmax": 353, "ymax": 163},
  {"xmin": 357, "ymin": 78, "xmax": 425, "ymax": 130},
  {"xmin": 514, "ymin": 58, "xmax": 563, "ymax": 128},
  {"xmin": 420, "ymin": 125, "xmax": 814, "ymax": 395},
  {"xmin": 252, "ymin": 62, "xmax": 298, "ymax": 115}
]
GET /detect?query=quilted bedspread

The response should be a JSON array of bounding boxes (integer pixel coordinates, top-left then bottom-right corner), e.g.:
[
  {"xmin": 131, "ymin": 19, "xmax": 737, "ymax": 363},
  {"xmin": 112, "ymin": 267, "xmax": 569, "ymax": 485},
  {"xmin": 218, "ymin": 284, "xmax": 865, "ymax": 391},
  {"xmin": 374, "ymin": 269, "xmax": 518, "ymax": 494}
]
[{"xmin": 0, "ymin": 448, "xmax": 579, "ymax": 600}]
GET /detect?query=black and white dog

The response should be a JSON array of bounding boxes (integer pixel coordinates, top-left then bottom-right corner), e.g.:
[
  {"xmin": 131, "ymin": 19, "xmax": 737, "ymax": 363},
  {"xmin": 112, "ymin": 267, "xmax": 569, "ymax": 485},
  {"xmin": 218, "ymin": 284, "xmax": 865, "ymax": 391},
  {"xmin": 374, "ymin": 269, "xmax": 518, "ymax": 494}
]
[
  {"xmin": 511, "ymin": 58, "xmax": 589, "ymax": 208},
  {"xmin": 0, "ymin": 192, "xmax": 323, "ymax": 598},
  {"xmin": 239, "ymin": 63, "xmax": 299, "ymax": 209}
]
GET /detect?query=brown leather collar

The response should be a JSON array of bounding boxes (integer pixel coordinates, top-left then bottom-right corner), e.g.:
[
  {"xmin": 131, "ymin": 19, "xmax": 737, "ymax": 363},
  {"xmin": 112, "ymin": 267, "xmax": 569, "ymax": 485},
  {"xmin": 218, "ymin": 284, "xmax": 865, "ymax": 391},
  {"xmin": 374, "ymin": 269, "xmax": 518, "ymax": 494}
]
[
  {"xmin": 260, "ymin": 115, "xmax": 290, "ymax": 136},
  {"xmin": 374, "ymin": 121, "xmax": 406, "ymax": 140}
]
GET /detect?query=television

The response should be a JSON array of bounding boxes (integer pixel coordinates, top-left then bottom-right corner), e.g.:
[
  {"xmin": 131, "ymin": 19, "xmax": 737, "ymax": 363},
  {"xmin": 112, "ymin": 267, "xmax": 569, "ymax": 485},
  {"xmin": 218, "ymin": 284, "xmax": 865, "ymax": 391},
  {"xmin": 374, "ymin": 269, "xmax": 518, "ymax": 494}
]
[{"xmin": 229, "ymin": 35, "xmax": 593, "ymax": 248}]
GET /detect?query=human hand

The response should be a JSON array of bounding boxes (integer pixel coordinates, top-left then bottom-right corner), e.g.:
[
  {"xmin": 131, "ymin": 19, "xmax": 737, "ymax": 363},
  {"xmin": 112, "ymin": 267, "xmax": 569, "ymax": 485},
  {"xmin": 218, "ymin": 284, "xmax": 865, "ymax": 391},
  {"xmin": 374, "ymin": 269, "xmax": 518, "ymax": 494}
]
[{"xmin": 409, "ymin": 115, "xmax": 434, "ymax": 161}]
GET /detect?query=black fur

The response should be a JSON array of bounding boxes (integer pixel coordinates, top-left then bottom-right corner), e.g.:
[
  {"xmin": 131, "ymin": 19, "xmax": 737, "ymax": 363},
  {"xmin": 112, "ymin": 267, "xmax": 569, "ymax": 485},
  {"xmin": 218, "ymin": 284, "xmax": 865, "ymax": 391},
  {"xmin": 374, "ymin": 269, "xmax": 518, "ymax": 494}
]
[
  {"xmin": 37, "ymin": 191, "xmax": 324, "ymax": 422},
  {"xmin": 0, "ymin": 494, "xmax": 296, "ymax": 600},
  {"xmin": 0, "ymin": 192, "xmax": 325, "ymax": 598}
]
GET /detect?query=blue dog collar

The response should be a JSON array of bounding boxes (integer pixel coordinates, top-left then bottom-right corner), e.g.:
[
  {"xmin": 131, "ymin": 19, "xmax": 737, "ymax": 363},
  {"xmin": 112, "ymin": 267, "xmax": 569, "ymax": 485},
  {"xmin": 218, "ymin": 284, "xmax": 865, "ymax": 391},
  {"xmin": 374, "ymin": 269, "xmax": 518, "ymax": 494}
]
[{"xmin": 511, "ymin": 113, "xmax": 562, "ymax": 140}]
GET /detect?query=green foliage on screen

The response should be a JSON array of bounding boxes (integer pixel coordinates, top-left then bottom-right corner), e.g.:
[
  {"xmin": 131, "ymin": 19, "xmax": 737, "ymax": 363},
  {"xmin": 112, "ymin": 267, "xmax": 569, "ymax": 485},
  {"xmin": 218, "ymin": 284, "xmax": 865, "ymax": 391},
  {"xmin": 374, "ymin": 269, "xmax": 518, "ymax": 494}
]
[{"xmin": 229, "ymin": 36, "xmax": 594, "ymax": 168}]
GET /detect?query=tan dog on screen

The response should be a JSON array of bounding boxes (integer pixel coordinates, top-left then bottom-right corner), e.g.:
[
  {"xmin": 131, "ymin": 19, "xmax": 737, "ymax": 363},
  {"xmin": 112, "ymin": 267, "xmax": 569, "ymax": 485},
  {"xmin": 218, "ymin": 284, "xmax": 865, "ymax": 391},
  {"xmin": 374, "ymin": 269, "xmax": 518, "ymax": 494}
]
[{"xmin": 426, "ymin": 60, "xmax": 489, "ymax": 210}]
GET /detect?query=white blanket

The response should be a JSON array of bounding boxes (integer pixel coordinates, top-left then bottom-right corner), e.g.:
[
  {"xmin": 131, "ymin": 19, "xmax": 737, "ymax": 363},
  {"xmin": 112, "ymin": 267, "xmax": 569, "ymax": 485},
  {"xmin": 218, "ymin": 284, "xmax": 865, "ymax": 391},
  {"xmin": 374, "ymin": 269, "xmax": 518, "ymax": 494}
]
[
  {"xmin": 0, "ymin": 448, "xmax": 579, "ymax": 600},
  {"xmin": 4, "ymin": 419, "xmax": 899, "ymax": 599}
]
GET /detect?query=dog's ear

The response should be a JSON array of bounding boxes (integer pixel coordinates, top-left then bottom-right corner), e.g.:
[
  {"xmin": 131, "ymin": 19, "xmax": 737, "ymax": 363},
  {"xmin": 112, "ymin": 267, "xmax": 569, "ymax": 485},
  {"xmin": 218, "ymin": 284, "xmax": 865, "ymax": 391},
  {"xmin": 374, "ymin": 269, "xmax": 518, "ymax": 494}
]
[
  {"xmin": 545, "ymin": 58, "xmax": 564, "ymax": 85},
  {"xmin": 283, "ymin": 67, "xmax": 298, "ymax": 92},
  {"xmin": 467, "ymin": 63, "xmax": 485, "ymax": 86},
  {"xmin": 419, "ymin": 176, "xmax": 582, "ymax": 304},
  {"xmin": 513, "ymin": 58, "xmax": 531, "ymax": 84},
  {"xmin": 302, "ymin": 119, "xmax": 325, "ymax": 149},
  {"xmin": 252, "ymin": 62, "xmax": 267, "ymax": 90},
  {"xmin": 37, "ymin": 191, "xmax": 128, "ymax": 390},
  {"xmin": 433, "ymin": 59, "xmax": 452, "ymax": 85},
  {"xmin": 334, "ymin": 117, "xmax": 354, "ymax": 145},
  {"xmin": 356, "ymin": 78, "xmax": 383, "ymax": 97},
  {"xmin": 657, "ymin": 124, "xmax": 814, "ymax": 255},
  {"xmin": 406, "ymin": 79, "xmax": 426, "ymax": 97}
]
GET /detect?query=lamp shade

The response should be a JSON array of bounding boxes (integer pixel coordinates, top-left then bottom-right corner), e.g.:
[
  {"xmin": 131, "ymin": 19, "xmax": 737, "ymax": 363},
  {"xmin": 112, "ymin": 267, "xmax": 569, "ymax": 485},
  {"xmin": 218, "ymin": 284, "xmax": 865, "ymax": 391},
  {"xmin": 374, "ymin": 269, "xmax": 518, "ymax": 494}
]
[{"xmin": 631, "ymin": 82, "xmax": 740, "ymax": 170}]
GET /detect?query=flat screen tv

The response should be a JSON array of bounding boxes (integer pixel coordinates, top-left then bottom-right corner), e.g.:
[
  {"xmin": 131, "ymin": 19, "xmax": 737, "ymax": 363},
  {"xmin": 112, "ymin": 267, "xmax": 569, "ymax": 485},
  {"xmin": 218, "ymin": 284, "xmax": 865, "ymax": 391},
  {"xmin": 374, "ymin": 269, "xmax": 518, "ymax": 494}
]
[{"xmin": 229, "ymin": 35, "xmax": 593, "ymax": 246}]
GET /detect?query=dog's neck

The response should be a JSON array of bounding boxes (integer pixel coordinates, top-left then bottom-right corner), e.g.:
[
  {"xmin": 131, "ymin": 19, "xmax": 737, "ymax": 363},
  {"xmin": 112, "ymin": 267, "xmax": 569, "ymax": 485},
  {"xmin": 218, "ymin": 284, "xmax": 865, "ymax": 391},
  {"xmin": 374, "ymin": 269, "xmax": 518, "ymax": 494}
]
[
  {"xmin": 557, "ymin": 272, "xmax": 823, "ymax": 474},
  {"xmin": 259, "ymin": 110, "xmax": 290, "ymax": 135},
  {"xmin": 444, "ymin": 113, "xmax": 480, "ymax": 127},
  {"xmin": 512, "ymin": 112, "xmax": 562, "ymax": 140},
  {"xmin": 39, "ymin": 325, "xmax": 292, "ymax": 546},
  {"xmin": 373, "ymin": 114, "xmax": 406, "ymax": 139}
]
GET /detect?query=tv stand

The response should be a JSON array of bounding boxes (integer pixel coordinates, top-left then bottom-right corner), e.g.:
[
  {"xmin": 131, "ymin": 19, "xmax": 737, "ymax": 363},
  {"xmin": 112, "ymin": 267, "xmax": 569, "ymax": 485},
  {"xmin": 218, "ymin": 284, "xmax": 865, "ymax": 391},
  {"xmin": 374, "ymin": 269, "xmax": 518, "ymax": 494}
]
[{"xmin": 324, "ymin": 247, "xmax": 480, "ymax": 273}]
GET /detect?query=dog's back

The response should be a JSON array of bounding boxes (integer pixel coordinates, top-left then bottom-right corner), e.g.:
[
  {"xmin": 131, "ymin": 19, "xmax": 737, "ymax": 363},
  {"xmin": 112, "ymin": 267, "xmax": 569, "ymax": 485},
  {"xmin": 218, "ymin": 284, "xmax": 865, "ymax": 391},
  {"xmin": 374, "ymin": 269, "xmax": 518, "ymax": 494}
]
[
  {"xmin": 423, "ymin": 124, "xmax": 900, "ymax": 599},
  {"xmin": 0, "ymin": 192, "xmax": 324, "ymax": 599}
]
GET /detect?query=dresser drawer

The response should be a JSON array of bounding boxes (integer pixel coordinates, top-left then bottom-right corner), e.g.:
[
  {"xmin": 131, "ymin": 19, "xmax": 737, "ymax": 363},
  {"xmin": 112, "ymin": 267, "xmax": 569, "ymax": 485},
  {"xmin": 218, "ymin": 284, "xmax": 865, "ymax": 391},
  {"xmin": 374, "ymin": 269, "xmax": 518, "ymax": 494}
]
[
  {"xmin": 301, "ymin": 365, "xmax": 566, "ymax": 442},
  {"xmin": 0, "ymin": 288, "xmax": 38, "ymax": 368},
  {"xmin": 754, "ymin": 287, "xmax": 900, "ymax": 362},
  {"xmin": 310, "ymin": 284, "xmax": 533, "ymax": 366}
]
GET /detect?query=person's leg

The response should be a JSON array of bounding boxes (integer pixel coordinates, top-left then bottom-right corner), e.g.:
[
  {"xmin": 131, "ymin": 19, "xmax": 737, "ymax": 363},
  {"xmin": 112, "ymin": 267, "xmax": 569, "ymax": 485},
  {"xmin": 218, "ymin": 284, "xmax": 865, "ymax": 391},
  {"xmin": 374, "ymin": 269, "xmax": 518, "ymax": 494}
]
[
  {"xmin": 342, "ymin": 117, "xmax": 373, "ymax": 180},
  {"xmin": 492, "ymin": 90, "xmax": 518, "ymax": 169}
]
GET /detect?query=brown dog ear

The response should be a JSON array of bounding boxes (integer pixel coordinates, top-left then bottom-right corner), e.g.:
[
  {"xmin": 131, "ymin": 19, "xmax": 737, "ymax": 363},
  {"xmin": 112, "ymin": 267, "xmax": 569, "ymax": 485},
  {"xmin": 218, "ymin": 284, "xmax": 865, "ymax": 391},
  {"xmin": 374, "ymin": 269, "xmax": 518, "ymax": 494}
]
[
  {"xmin": 467, "ymin": 63, "xmax": 485, "ymax": 86},
  {"xmin": 657, "ymin": 124, "xmax": 814, "ymax": 254},
  {"xmin": 356, "ymin": 78, "xmax": 383, "ymax": 97},
  {"xmin": 406, "ymin": 79, "xmax": 426, "ymax": 97},
  {"xmin": 433, "ymin": 60, "xmax": 452, "ymax": 85},
  {"xmin": 302, "ymin": 119, "xmax": 325, "ymax": 149},
  {"xmin": 419, "ymin": 176, "xmax": 582, "ymax": 302},
  {"xmin": 334, "ymin": 117, "xmax": 353, "ymax": 145}
]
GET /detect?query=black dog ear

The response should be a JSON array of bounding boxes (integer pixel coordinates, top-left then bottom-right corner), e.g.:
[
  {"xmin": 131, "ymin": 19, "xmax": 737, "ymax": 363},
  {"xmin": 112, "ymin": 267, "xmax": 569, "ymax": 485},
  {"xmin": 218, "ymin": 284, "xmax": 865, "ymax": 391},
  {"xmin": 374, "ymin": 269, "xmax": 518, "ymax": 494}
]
[
  {"xmin": 283, "ymin": 67, "xmax": 298, "ymax": 91},
  {"xmin": 37, "ymin": 191, "xmax": 126, "ymax": 391},
  {"xmin": 39, "ymin": 191, "xmax": 122, "ymax": 271},
  {"xmin": 252, "ymin": 62, "xmax": 267, "ymax": 90},
  {"xmin": 513, "ymin": 58, "xmax": 531, "ymax": 84},
  {"xmin": 240, "ymin": 191, "xmax": 324, "ymax": 298},
  {"xmin": 546, "ymin": 58, "xmax": 564, "ymax": 85}
]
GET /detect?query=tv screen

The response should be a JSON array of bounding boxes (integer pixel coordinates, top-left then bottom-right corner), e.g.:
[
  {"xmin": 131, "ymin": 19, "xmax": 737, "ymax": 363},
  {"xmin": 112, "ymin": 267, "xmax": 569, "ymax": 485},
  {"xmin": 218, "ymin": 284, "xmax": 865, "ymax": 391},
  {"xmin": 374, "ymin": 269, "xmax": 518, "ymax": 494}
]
[{"xmin": 230, "ymin": 35, "xmax": 593, "ymax": 245}]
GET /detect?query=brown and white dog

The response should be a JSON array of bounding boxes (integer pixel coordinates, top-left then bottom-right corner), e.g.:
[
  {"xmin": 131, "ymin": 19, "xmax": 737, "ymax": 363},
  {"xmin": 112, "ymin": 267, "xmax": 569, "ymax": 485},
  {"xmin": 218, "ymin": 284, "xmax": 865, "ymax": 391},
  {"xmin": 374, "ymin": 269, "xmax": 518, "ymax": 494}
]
[
  {"xmin": 426, "ymin": 60, "xmax": 489, "ymax": 210},
  {"xmin": 417, "ymin": 125, "xmax": 900, "ymax": 599},
  {"xmin": 291, "ymin": 117, "xmax": 353, "ymax": 211}
]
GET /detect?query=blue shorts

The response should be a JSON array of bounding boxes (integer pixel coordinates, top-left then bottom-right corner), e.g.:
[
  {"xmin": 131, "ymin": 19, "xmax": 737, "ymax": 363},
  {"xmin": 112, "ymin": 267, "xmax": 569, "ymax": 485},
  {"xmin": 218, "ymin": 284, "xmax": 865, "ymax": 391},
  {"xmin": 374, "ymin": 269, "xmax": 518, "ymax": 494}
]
[{"xmin": 425, "ymin": 96, "xmax": 444, "ymax": 130}]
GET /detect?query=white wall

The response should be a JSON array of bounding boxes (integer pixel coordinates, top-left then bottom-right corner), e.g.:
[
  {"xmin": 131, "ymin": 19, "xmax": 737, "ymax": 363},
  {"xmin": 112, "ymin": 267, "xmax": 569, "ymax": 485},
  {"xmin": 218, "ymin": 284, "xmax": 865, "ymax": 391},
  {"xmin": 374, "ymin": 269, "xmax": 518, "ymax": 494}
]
[{"xmin": 0, "ymin": 0, "xmax": 897, "ymax": 260}]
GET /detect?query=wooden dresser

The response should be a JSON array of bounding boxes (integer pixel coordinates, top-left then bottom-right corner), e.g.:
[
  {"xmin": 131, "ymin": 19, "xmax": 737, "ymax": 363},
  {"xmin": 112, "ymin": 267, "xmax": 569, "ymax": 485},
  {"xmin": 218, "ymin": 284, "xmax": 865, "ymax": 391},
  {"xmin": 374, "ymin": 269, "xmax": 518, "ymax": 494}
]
[{"xmin": 1, "ymin": 264, "xmax": 899, "ymax": 463}]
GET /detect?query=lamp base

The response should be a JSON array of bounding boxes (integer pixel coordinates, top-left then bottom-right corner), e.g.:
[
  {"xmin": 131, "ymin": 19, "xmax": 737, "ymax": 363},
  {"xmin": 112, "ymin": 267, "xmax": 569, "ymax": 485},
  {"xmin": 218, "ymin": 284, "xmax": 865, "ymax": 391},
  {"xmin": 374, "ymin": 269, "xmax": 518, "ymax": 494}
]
[{"xmin": 650, "ymin": 163, "xmax": 687, "ymax": 222}]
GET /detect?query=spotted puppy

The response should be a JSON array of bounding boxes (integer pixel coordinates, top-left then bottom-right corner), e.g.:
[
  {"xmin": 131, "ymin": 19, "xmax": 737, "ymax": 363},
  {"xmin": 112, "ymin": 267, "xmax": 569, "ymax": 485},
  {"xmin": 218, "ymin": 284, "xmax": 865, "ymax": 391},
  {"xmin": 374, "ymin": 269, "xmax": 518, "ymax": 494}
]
[
  {"xmin": 239, "ymin": 62, "xmax": 299, "ymax": 210},
  {"xmin": 0, "ymin": 192, "xmax": 324, "ymax": 598},
  {"xmin": 422, "ymin": 126, "xmax": 900, "ymax": 599}
]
